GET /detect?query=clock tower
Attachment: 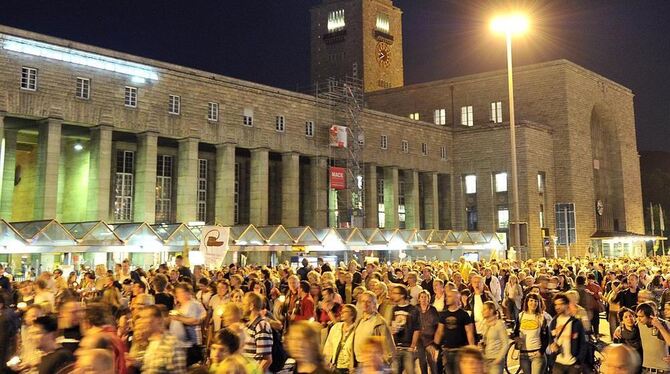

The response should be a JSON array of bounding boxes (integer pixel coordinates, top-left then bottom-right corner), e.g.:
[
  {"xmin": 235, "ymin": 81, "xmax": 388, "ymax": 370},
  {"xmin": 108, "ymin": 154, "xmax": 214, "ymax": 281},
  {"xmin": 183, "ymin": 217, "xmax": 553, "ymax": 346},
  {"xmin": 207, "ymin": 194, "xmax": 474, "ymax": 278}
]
[{"xmin": 310, "ymin": 0, "xmax": 404, "ymax": 93}]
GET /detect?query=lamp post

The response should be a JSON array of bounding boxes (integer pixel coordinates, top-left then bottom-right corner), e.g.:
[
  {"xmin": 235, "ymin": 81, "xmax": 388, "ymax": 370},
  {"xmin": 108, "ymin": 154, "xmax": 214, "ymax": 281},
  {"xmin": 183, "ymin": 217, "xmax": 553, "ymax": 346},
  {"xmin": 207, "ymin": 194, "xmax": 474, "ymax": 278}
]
[{"xmin": 491, "ymin": 14, "xmax": 528, "ymax": 258}]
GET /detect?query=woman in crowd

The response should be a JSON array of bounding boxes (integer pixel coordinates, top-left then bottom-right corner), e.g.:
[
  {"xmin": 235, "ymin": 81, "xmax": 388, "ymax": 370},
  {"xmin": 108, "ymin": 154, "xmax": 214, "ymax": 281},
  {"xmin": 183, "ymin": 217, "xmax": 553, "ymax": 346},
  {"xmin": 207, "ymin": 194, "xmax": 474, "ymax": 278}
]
[
  {"xmin": 613, "ymin": 307, "xmax": 642, "ymax": 361},
  {"xmin": 285, "ymin": 321, "xmax": 331, "ymax": 374},
  {"xmin": 481, "ymin": 301, "xmax": 508, "ymax": 374},
  {"xmin": 512, "ymin": 293, "xmax": 549, "ymax": 374},
  {"xmin": 417, "ymin": 290, "xmax": 440, "ymax": 374},
  {"xmin": 323, "ymin": 304, "xmax": 357, "ymax": 373},
  {"xmin": 504, "ymin": 274, "xmax": 523, "ymax": 321}
]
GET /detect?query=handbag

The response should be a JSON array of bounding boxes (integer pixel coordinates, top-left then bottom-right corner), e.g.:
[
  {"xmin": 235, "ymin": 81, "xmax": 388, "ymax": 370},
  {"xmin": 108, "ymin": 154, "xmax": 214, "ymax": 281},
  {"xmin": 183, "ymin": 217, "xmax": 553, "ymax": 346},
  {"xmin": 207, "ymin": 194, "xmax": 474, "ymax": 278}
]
[{"xmin": 548, "ymin": 316, "xmax": 575, "ymax": 358}]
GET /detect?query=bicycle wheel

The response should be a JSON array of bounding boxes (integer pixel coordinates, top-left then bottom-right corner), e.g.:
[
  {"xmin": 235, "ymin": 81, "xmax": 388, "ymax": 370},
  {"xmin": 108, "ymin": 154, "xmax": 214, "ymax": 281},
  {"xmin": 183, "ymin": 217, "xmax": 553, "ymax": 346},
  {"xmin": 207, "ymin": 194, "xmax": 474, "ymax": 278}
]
[{"xmin": 504, "ymin": 343, "xmax": 522, "ymax": 374}]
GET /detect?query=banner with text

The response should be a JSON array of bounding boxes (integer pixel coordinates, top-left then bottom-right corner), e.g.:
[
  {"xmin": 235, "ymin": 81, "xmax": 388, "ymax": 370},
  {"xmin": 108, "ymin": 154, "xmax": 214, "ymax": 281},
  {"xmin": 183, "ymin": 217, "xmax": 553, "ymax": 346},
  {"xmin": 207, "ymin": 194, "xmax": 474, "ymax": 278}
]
[
  {"xmin": 199, "ymin": 226, "xmax": 230, "ymax": 267},
  {"xmin": 330, "ymin": 166, "xmax": 346, "ymax": 190}
]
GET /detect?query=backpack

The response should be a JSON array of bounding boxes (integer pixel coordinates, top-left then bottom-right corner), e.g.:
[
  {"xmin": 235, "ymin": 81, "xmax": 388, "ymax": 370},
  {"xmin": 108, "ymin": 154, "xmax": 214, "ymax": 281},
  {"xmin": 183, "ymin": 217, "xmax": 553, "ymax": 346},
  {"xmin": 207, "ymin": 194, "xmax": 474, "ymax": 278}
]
[{"xmin": 249, "ymin": 317, "xmax": 289, "ymax": 373}]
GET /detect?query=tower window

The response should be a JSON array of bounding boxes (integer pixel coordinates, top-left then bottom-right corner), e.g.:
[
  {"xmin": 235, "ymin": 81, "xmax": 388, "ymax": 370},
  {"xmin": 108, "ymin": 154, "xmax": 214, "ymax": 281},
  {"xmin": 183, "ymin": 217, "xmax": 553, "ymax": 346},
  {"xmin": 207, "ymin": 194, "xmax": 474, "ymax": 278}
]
[
  {"xmin": 401, "ymin": 140, "xmax": 409, "ymax": 153},
  {"xmin": 243, "ymin": 108, "xmax": 254, "ymax": 127},
  {"xmin": 409, "ymin": 112, "xmax": 419, "ymax": 121},
  {"xmin": 495, "ymin": 172, "xmax": 508, "ymax": 192},
  {"xmin": 421, "ymin": 143, "xmax": 427, "ymax": 156},
  {"xmin": 275, "ymin": 115, "xmax": 285, "ymax": 132},
  {"xmin": 490, "ymin": 101, "xmax": 503, "ymax": 123},
  {"xmin": 434, "ymin": 109, "xmax": 446, "ymax": 125},
  {"xmin": 440, "ymin": 146, "xmax": 447, "ymax": 160},
  {"xmin": 327, "ymin": 9, "xmax": 346, "ymax": 32},
  {"xmin": 208, "ymin": 102, "xmax": 219, "ymax": 122},
  {"xmin": 76, "ymin": 77, "xmax": 90, "ymax": 99},
  {"xmin": 124, "ymin": 86, "xmax": 137, "ymax": 108},
  {"xmin": 168, "ymin": 95, "xmax": 180, "ymax": 115},
  {"xmin": 20, "ymin": 67, "xmax": 37, "ymax": 91},
  {"xmin": 380, "ymin": 135, "xmax": 388, "ymax": 150},
  {"xmin": 465, "ymin": 174, "xmax": 477, "ymax": 194},
  {"xmin": 305, "ymin": 121, "xmax": 314, "ymax": 137},
  {"xmin": 461, "ymin": 105, "xmax": 473, "ymax": 126},
  {"xmin": 376, "ymin": 13, "xmax": 390, "ymax": 33}
]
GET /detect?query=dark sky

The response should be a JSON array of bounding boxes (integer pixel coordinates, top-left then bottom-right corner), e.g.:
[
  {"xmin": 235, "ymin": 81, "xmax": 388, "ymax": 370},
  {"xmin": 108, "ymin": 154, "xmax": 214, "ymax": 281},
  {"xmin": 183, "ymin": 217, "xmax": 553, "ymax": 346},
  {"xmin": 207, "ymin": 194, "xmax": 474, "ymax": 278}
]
[{"xmin": 1, "ymin": 0, "xmax": 668, "ymax": 150}]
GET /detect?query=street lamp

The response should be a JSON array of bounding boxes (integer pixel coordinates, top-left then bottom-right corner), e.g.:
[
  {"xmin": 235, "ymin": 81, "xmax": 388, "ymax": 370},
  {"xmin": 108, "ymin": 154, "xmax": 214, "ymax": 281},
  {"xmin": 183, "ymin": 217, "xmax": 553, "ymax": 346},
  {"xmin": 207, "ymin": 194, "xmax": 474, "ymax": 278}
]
[{"xmin": 491, "ymin": 13, "xmax": 528, "ymax": 258}]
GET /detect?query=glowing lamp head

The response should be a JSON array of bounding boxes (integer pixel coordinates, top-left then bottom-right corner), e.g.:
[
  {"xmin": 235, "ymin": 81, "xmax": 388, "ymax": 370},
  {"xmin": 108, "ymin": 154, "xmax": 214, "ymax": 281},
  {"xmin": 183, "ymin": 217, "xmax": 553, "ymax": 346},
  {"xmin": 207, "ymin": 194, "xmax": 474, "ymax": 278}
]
[
  {"xmin": 278, "ymin": 295, "xmax": 286, "ymax": 303},
  {"xmin": 73, "ymin": 143, "xmax": 83, "ymax": 151},
  {"xmin": 491, "ymin": 14, "xmax": 529, "ymax": 35},
  {"xmin": 16, "ymin": 302, "xmax": 27, "ymax": 310}
]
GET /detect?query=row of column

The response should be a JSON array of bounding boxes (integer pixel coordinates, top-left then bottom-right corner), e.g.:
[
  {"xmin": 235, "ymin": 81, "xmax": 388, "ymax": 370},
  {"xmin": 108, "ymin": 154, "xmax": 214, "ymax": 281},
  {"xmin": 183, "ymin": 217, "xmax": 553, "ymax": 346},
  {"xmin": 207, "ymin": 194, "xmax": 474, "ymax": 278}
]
[{"xmin": 0, "ymin": 115, "xmax": 444, "ymax": 229}]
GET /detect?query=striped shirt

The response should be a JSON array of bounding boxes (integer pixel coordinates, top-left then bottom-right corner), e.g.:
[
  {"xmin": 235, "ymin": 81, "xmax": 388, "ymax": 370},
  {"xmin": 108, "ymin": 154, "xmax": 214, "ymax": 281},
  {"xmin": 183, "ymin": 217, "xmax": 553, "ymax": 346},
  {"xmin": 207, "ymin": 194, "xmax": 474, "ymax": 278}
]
[{"xmin": 244, "ymin": 316, "xmax": 274, "ymax": 362}]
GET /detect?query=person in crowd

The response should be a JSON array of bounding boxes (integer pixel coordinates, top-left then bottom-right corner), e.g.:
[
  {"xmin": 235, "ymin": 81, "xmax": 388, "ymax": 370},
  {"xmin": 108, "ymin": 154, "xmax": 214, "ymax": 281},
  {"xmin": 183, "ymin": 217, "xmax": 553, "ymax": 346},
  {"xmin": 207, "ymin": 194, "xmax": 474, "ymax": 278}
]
[
  {"xmin": 285, "ymin": 321, "xmax": 331, "ymax": 374},
  {"xmin": 421, "ymin": 267, "xmax": 435, "ymax": 299},
  {"xmin": 467, "ymin": 274, "xmax": 495, "ymax": 335},
  {"xmin": 176, "ymin": 255, "xmax": 193, "ymax": 280},
  {"xmin": 358, "ymin": 337, "xmax": 392, "ymax": 374},
  {"xmin": 0, "ymin": 264, "xmax": 12, "ymax": 292},
  {"xmin": 242, "ymin": 292, "xmax": 274, "ymax": 372},
  {"xmin": 547, "ymin": 293, "xmax": 587, "ymax": 374},
  {"xmin": 297, "ymin": 258, "xmax": 311, "ymax": 282},
  {"xmin": 434, "ymin": 288, "xmax": 476, "ymax": 374},
  {"xmin": 292, "ymin": 280, "xmax": 316, "ymax": 321},
  {"xmin": 432, "ymin": 279, "xmax": 446, "ymax": 312},
  {"xmin": 139, "ymin": 304, "xmax": 187, "ymax": 373},
  {"xmin": 58, "ymin": 299, "xmax": 84, "ymax": 353},
  {"xmin": 635, "ymin": 302, "xmax": 670, "ymax": 373},
  {"xmin": 605, "ymin": 277, "xmax": 622, "ymax": 337},
  {"xmin": 417, "ymin": 290, "xmax": 439, "ymax": 374},
  {"xmin": 483, "ymin": 268, "xmax": 502, "ymax": 305},
  {"xmin": 34, "ymin": 278, "xmax": 55, "ymax": 313},
  {"xmin": 406, "ymin": 272, "xmax": 423, "ymax": 306},
  {"xmin": 33, "ymin": 315, "xmax": 76, "ymax": 374},
  {"xmin": 612, "ymin": 273, "xmax": 640, "ymax": 310},
  {"xmin": 353, "ymin": 291, "xmax": 394, "ymax": 367},
  {"xmin": 504, "ymin": 274, "xmax": 523, "ymax": 322},
  {"xmin": 455, "ymin": 346, "xmax": 486, "ymax": 374},
  {"xmin": 210, "ymin": 328, "xmax": 261, "ymax": 374},
  {"xmin": 480, "ymin": 301, "xmax": 508, "ymax": 374},
  {"xmin": 512, "ymin": 293, "xmax": 550, "ymax": 374},
  {"xmin": 389, "ymin": 284, "xmax": 420, "ymax": 374},
  {"xmin": 74, "ymin": 348, "xmax": 116, "ymax": 374},
  {"xmin": 373, "ymin": 281, "xmax": 394, "ymax": 323},
  {"xmin": 152, "ymin": 273, "xmax": 174, "ymax": 311},
  {"xmin": 323, "ymin": 304, "xmax": 357, "ymax": 373},
  {"xmin": 317, "ymin": 287, "xmax": 341, "ymax": 327},
  {"xmin": 170, "ymin": 282, "xmax": 207, "ymax": 366},
  {"xmin": 80, "ymin": 302, "xmax": 127, "ymax": 374},
  {"xmin": 613, "ymin": 307, "xmax": 642, "ymax": 360},
  {"xmin": 599, "ymin": 344, "xmax": 641, "ymax": 374}
]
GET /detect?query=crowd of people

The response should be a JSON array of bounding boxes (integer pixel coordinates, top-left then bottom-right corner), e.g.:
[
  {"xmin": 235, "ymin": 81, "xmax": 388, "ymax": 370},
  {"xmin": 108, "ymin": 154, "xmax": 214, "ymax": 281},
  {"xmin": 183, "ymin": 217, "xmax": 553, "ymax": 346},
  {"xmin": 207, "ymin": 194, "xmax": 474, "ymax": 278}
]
[{"xmin": 0, "ymin": 253, "xmax": 667, "ymax": 374}]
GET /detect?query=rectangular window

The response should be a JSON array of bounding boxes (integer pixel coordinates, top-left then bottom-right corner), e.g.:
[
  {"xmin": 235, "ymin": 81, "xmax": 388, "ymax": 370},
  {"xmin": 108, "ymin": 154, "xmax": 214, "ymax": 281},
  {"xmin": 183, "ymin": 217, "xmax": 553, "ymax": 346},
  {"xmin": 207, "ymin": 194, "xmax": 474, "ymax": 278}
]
[
  {"xmin": 305, "ymin": 121, "xmax": 314, "ymax": 137},
  {"xmin": 495, "ymin": 172, "xmax": 508, "ymax": 192},
  {"xmin": 243, "ymin": 108, "xmax": 254, "ymax": 127},
  {"xmin": 461, "ymin": 105, "xmax": 473, "ymax": 127},
  {"xmin": 555, "ymin": 203, "xmax": 576, "ymax": 245},
  {"xmin": 124, "ymin": 86, "xmax": 137, "ymax": 107},
  {"xmin": 20, "ymin": 67, "xmax": 37, "ymax": 91},
  {"xmin": 409, "ymin": 112, "xmax": 419, "ymax": 121},
  {"xmin": 421, "ymin": 143, "xmax": 427, "ymax": 156},
  {"xmin": 398, "ymin": 180, "xmax": 406, "ymax": 229},
  {"xmin": 357, "ymin": 134, "xmax": 365, "ymax": 147},
  {"xmin": 467, "ymin": 207, "xmax": 478, "ymax": 231},
  {"xmin": 376, "ymin": 13, "xmax": 390, "ymax": 33},
  {"xmin": 328, "ymin": 9, "xmax": 345, "ymax": 32},
  {"xmin": 401, "ymin": 140, "xmax": 409, "ymax": 153},
  {"xmin": 377, "ymin": 179, "xmax": 385, "ymax": 228},
  {"xmin": 168, "ymin": 95, "xmax": 180, "ymax": 115},
  {"xmin": 434, "ymin": 109, "xmax": 446, "ymax": 125},
  {"xmin": 440, "ymin": 146, "xmax": 447, "ymax": 160},
  {"xmin": 276, "ymin": 115, "xmax": 285, "ymax": 132},
  {"xmin": 76, "ymin": 77, "xmax": 90, "ymax": 99},
  {"xmin": 197, "ymin": 159, "xmax": 208, "ymax": 222},
  {"xmin": 539, "ymin": 204, "xmax": 545, "ymax": 228},
  {"xmin": 490, "ymin": 101, "xmax": 503, "ymax": 123},
  {"xmin": 497, "ymin": 207, "xmax": 510, "ymax": 229},
  {"xmin": 208, "ymin": 102, "xmax": 219, "ymax": 122},
  {"xmin": 234, "ymin": 162, "xmax": 240, "ymax": 224},
  {"xmin": 114, "ymin": 150, "xmax": 134, "ymax": 221},
  {"xmin": 155, "ymin": 155, "xmax": 173, "ymax": 223},
  {"xmin": 465, "ymin": 174, "xmax": 477, "ymax": 194},
  {"xmin": 380, "ymin": 135, "xmax": 388, "ymax": 150},
  {"xmin": 538, "ymin": 172, "xmax": 546, "ymax": 193}
]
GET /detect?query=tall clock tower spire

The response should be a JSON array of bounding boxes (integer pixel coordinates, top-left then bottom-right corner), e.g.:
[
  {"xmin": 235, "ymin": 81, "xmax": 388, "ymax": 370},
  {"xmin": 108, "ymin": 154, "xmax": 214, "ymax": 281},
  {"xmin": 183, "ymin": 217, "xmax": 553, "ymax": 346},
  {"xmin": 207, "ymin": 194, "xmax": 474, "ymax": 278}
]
[{"xmin": 310, "ymin": 0, "xmax": 404, "ymax": 93}]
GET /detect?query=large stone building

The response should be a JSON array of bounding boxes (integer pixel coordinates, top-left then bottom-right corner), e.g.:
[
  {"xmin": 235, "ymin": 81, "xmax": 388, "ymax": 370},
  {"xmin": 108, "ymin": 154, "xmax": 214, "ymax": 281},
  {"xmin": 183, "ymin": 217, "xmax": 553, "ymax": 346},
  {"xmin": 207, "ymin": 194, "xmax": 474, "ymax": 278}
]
[{"xmin": 0, "ymin": 0, "xmax": 645, "ymax": 258}]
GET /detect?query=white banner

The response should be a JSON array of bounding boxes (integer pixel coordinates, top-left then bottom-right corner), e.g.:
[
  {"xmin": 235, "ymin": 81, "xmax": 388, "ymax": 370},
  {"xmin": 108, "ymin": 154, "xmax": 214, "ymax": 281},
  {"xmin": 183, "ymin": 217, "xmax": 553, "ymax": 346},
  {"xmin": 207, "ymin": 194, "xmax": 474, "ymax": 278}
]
[
  {"xmin": 329, "ymin": 125, "xmax": 348, "ymax": 148},
  {"xmin": 199, "ymin": 226, "xmax": 230, "ymax": 267}
]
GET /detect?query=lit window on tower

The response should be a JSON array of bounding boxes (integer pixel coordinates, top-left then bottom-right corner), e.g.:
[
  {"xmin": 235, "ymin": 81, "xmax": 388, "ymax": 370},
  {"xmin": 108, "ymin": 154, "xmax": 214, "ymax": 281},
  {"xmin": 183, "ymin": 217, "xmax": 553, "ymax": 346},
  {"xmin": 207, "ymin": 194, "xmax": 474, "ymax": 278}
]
[
  {"xmin": 376, "ymin": 13, "xmax": 390, "ymax": 33},
  {"xmin": 328, "ymin": 9, "xmax": 346, "ymax": 32}
]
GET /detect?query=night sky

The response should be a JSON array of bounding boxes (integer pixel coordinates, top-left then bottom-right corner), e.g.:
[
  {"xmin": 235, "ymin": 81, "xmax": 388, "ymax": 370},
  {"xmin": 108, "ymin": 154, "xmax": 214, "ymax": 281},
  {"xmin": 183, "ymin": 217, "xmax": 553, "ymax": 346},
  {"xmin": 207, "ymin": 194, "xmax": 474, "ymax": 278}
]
[{"xmin": 1, "ymin": 0, "xmax": 668, "ymax": 151}]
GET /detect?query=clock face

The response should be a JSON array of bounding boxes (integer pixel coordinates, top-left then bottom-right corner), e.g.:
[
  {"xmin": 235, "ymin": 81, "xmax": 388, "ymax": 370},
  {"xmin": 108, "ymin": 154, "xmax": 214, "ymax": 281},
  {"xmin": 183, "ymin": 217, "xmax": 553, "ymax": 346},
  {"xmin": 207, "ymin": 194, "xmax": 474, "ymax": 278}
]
[{"xmin": 376, "ymin": 42, "xmax": 391, "ymax": 68}]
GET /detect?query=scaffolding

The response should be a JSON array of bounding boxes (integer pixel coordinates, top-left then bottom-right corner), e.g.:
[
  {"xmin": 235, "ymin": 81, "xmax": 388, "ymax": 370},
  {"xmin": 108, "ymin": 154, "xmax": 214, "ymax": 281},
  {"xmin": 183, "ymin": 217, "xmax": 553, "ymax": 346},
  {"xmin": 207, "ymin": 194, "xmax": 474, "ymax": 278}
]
[{"xmin": 311, "ymin": 76, "xmax": 365, "ymax": 228}]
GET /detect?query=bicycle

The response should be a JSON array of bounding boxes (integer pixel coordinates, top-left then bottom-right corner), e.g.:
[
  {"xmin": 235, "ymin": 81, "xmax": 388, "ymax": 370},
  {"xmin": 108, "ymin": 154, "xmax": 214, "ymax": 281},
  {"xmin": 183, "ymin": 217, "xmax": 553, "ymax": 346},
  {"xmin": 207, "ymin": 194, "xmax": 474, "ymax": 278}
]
[{"xmin": 504, "ymin": 341, "xmax": 522, "ymax": 374}]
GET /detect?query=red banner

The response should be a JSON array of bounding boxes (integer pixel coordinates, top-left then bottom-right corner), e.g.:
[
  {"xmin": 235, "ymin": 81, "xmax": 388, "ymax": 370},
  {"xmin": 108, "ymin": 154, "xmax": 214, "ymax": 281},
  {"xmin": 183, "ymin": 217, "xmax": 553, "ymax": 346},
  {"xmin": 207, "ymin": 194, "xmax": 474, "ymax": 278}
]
[{"xmin": 330, "ymin": 167, "xmax": 346, "ymax": 190}]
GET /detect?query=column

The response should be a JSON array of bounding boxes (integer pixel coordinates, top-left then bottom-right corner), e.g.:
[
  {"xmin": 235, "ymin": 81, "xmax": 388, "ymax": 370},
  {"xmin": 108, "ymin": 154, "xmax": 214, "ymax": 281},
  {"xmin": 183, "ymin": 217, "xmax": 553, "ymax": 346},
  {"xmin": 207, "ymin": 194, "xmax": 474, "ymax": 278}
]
[
  {"xmin": 134, "ymin": 131, "xmax": 158, "ymax": 223},
  {"xmin": 34, "ymin": 118, "xmax": 62, "ymax": 219},
  {"xmin": 405, "ymin": 169, "xmax": 420, "ymax": 229},
  {"xmin": 307, "ymin": 156, "xmax": 328, "ymax": 227},
  {"xmin": 86, "ymin": 125, "xmax": 113, "ymax": 221},
  {"xmin": 176, "ymin": 137, "xmax": 199, "ymax": 223},
  {"xmin": 364, "ymin": 163, "xmax": 378, "ymax": 228},
  {"xmin": 249, "ymin": 148, "xmax": 269, "ymax": 226},
  {"xmin": 0, "ymin": 129, "xmax": 17, "ymax": 219},
  {"xmin": 215, "ymin": 143, "xmax": 236, "ymax": 226},
  {"xmin": 281, "ymin": 152, "xmax": 300, "ymax": 227},
  {"xmin": 383, "ymin": 166, "xmax": 399, "ymax": 228},
  {"xmin": 422, "ymin": 172, "xmax": 440, "ymax": 229}
]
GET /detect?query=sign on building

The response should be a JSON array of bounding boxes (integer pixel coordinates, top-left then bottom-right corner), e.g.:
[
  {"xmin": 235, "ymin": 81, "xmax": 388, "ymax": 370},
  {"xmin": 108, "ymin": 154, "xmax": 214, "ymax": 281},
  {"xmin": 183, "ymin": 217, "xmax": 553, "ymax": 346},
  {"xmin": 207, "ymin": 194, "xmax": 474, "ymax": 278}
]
[
  {"xmin": 329, "ymin": 125, "xmax": 348, "ymax": 148},
  {"xmin": 330, "ymin": 166, "xmax": 346, "ymax": 190}
]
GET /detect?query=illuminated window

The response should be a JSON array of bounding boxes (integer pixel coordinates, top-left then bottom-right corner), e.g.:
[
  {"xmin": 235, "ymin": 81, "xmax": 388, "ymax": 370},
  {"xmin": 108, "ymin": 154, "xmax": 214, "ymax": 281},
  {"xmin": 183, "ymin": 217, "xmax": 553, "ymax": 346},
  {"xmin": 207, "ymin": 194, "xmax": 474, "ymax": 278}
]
[
  {"xmin": 409, "ymin": 112, "xmax": 419, "ymax": 120},
  {"xmin": 197, "ymin": 159, "xmax": 208, "ymax": 222},
  {"xmin": 114, "ymin": 150, "xmax": 134, "ymax": 221},
  {"xmin": 305, "ymin": 121, "xmax": 314, "ymax": 137},
  {"xmin": 495, "ymin": 172, "xmax": 508, "ymax": 192},
  {"xmin": 440, "ymin": 146, "xmax": 447, "ymax": 160},
  {"xmin": 461, "ymin": 105, "xmax": 473, "ymax": 126},
  {"xmin": 20, "ymin": 67, "xmax": 37, "ymax": 91},
  {"xmin": 169, "ymin": 95, "xmax": 180, "ymax": 115},
  {"xmin": 155, "ymin": 155, "xmax": 173, "ymax": 223},
  {"xmin": 243, "ymin": 108, "xmax": 253, "ymax": 127},
  {"xmin": 421, "ymin": 143, "xmax": 427, "ymax": 156},
  {"xmin": 490, "ymin": 101, "xmax": 503, "ymax": 123},
  {"xmin": 401, "ymin": 140, "xmax": 409, "ymax": 153},
  {"xmin": 381, "ymin": 135, "xmax": 388, "ymax": 150},
  {"xmin": 276, "ymin": 116, "xmax": 285, "ymax": 132},
  {"xmin": 377, "ymin": 179, "xmax": 385, "ymax": 228},
  {"xmin": 376, "ymin": 13, "xmax": 390, "ymax": 33},
  {"xmin": 497, "ymin": 207, "xmax": 509, "ymax": 229},
  {"xmin": 434, "ymin": 109, "xmax": 446, "ymax": 125},
  {"xmin": 555, "ymin": 203, "xmax": 576, "ymax": 245},
  {"xmin": 76, "ymin": 77, "xmax": 90, "ymax": 99},
  {"xmin": 208, "ymin": 102, "xmax": 219, "ymax": 122},
  {"xmin": 465, "ymin": 174, "xmax": 477, "ymax": 194},
  {"xmin": 538, "ymin": 172, "xmax": 546, "ymax": 193},
  {"xmin": 124, "ymin": 86, "xmax": 137, "ymax": 108},
  {"xmin": 327, "ymin": 9, "xmax": 346, "ymax": 32}
]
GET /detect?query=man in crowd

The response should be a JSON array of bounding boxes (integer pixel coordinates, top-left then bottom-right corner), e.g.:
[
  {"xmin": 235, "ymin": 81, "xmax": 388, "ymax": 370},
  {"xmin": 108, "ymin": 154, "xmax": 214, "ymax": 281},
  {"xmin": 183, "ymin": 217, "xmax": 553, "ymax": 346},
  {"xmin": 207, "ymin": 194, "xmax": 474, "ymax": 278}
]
[
  {"xmin": 613, "ymin": 273, "xmax": 640, "ymax": 310},
  {"xmin": 242, "ymin": 292, "xmax": 274, "ymax": 372},
  {"xmin": 33, "ymin": 315, "xmax": 75, "ymax": 374},
  {"xmin": 169, "ymin": 282, "xmax": 206, "ymax": 366},
  {"xmin": 389, "ymin": 284, "xmax": 420, "ymax": 374},
  {"xmin": 353, "ymin": 291, "xmax": 394, "ymax": 367},
  {"xmin": 434, "ymin": 287, "xmax": 475, "ymax": 374},
  {"xmin": 292, "ymin": 280, "xmax": 315, "ymax": 321},
  {"xmin": 139, "ymin": 304, "xmax": 187, "ymax": 373},
  {"xmin": 547, "ymin": 293, "xmax": 587, "ymax": 374}
]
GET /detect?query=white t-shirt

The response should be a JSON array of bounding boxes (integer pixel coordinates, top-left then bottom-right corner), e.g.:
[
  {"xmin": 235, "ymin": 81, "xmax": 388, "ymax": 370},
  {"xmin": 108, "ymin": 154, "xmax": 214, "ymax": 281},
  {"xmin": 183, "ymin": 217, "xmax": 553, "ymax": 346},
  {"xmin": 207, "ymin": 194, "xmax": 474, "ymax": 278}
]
[
  {"xmin": 473, "ymin": 294, "xmax": 484, "ymax": 332},
  {"xmin": 169, "ymin": 299, "xmax": 206, "ymax": 347},
  {"xmin": 554, "ymin": 315, "xmax": 575, "ymax": 365},
  {"xmin": 409, "ymin": 285, "xmax": 423, "ymax": 306},
  {"xmin": 519, "ymin": 313, "xmax": 542, "ymax": 351}
]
